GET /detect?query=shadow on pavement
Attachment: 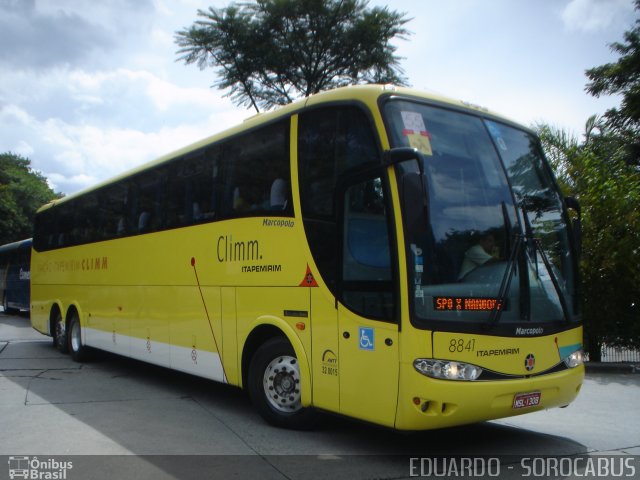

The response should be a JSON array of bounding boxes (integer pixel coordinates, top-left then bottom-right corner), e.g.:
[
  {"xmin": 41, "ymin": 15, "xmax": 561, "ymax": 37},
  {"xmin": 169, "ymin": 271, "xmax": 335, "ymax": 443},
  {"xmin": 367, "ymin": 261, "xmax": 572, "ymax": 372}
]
[{"xmin": 0, "ymin": 313, "xmax": 589, "ymax": 479}]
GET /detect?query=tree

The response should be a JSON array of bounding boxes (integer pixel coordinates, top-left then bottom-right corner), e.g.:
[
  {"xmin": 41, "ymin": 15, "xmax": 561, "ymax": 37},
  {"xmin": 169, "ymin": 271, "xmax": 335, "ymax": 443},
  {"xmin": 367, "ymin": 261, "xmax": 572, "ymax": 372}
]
[
  {"xmin": 175, "ymin": 0, "xmax": 411, "ymax": 112},
  {"xmin": 537, "ymin": 119, "xmax": 640, "ymax": 360},
  {"xmin": 585, "ymin": 0, "xmax": 640, "ymax": 164},
  {"xmin": 0, "ymin": 152, "xmax": 61, "ymax": 245},
  {"xmin": 559, "ymin": 0, "xmax": 640, "ymax": 359}
]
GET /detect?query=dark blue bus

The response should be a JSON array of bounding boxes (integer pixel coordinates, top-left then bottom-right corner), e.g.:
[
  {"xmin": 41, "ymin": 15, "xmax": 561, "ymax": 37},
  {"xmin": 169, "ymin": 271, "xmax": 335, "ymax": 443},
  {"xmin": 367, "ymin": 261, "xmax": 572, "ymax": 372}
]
[{"xmin": 0, "ymin": 238, "xmax": 31, "ymax": 313}]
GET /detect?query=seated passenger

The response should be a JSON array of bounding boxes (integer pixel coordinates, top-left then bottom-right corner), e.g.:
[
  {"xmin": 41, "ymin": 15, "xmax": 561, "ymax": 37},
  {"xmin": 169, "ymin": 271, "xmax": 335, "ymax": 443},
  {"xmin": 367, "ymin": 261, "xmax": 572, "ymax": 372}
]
[
  {"xmin": 233, "ymin": 187, "xmax": 249, "ymax": 212},
  {"xmin": 138, "ymin": 211, "xmax": 151, "ymax": 233},
  {"xmin": 192, "ymin": 202, "xmax": 202, "ymax": 221},
  {"xmin": 458, "ymin": 233, "xmax": 499, "ymax": 279},
  {"xmin": 270, "ymin": 178, "xmax": 288, "ymax": 210}
]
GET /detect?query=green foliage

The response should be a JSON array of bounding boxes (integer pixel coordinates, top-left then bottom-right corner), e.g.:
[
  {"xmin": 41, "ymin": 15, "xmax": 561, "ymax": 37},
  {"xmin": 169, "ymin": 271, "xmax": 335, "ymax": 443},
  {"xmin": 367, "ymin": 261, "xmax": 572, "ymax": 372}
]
[
  {"xmin": 537, "ymin": 119, "xmax": 640, "ymax": 357},
  {"xmin": 559, "ymin": 1, "xmax": 640, "ymax": 357},
  {"xmin": 585, "ymin": 0, "xmax": 640, "ymax": 164},
  {"xmin": 0, "ymin": 152, "xmax": 61, "ymax": 245},
  {"xmin": 175, "ymin": 0, "xmax": 411, "ymax": 112}
]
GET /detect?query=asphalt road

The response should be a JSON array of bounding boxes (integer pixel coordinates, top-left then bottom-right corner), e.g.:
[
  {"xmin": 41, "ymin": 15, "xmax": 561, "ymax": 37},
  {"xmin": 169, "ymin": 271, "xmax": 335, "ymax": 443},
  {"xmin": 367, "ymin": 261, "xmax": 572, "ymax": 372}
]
[{"xmin": 1, "ymin": 311, "xmax": 639, "ymax": 479}]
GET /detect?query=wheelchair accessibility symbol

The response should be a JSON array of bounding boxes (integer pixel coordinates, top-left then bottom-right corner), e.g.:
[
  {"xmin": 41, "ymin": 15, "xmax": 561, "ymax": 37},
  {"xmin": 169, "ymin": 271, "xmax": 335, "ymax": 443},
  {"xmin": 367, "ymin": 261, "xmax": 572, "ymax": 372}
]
[{"xmin": 359, "ymin": 327, "xmax": 375, "ymax": 351}]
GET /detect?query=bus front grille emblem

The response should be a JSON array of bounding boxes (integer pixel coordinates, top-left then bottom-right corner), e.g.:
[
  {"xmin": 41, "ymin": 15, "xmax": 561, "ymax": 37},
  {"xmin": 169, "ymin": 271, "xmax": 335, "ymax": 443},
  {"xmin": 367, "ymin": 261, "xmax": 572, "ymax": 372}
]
[{"xmin": 524, "ymin": 354, "xmax": 536, "ymax": 371}]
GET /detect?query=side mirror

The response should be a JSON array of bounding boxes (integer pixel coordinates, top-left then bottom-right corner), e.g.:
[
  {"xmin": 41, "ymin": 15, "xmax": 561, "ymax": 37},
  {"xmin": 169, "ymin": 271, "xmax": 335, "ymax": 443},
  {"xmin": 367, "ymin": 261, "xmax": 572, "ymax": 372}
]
[
  {"xmin": 383, "ymin": 147, "xmax": 425, "ymax": 172},
  {"xmin": 402, "ymin": 172, "xmax": 426, "ymax": 225},
  {"xmin": 383, "ymin": 147, "xmax": 427, "ymax": 184},
  {"xmin": 564, "ymin": 196, "xmax": 582, "ymax": 256}
]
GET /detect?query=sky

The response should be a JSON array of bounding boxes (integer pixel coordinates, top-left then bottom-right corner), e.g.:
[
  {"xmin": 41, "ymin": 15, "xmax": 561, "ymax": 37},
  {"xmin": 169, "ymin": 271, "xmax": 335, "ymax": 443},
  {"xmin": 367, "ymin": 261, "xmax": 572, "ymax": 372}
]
[{"xmin": 0, "ymin": 0, "xmax": 636, "ymax": 195}]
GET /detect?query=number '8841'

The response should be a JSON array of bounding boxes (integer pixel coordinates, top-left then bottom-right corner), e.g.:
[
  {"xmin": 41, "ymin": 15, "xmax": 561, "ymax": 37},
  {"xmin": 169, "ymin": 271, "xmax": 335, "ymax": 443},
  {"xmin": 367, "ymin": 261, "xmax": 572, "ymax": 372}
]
[{"xmin": 449, "ymin": 338, "xmax": 476, "ymax": 353}]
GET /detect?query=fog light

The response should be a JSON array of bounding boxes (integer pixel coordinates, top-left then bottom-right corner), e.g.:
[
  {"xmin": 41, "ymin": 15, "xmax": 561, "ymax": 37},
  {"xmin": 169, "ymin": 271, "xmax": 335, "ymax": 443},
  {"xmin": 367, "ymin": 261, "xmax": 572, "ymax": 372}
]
[
  {"xmin": 563, "ymin": 349, "xmax": 584, "ymax": 368},
  {"xmin": 414, "ymin": 359, "xmax": 483, "ymax": 381}
]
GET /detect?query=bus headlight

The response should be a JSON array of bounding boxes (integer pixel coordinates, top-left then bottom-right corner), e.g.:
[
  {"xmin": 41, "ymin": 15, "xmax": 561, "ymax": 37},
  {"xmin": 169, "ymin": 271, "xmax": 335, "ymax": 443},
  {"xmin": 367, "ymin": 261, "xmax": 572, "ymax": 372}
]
[
  {"xmin": 563, "ymin": 349, "xmax": 585, "ymax": 368},
  {"xmin": 414, "ymin": 359, "xmax": 483, "ymax": 381}
]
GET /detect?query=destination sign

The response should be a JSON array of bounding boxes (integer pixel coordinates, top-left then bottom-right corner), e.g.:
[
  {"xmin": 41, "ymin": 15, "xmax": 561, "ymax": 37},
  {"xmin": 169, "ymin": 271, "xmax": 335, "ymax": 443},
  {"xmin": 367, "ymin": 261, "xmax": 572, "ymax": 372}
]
[{"xmin": 433, "ymin": 296, "xmax": 505, "ymax": 311}]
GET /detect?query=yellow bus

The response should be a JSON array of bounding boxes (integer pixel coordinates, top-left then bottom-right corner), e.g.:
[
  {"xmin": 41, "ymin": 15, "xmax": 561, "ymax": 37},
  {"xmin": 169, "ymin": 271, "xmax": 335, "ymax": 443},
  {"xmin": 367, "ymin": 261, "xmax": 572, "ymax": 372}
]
[{"xmin": 31, "ymin": 85, "xmax": 584, "ymax": 430}]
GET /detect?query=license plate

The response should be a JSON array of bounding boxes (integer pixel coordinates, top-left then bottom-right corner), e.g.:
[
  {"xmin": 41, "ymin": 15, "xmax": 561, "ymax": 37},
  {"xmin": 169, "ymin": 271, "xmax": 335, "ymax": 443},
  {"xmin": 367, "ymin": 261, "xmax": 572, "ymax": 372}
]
[{"xmin": 512, "ymin": 391, "xmax": 541, "ymax": 409}]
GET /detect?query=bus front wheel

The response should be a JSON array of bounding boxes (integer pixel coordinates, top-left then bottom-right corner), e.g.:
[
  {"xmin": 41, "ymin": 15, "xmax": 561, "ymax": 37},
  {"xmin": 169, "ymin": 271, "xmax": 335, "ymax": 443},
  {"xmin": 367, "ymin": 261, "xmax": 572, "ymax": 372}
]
[{"xmin": 248, "ymin": 337, "xmax": 317, "ymax": 430}]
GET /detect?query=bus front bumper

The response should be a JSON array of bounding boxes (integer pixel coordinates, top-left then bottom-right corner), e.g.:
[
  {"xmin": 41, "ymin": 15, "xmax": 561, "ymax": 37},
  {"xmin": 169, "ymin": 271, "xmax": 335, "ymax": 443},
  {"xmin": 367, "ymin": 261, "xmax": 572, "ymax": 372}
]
[{"xmin": 394, "ymin": 362, "xmax": 584, "ymax": 431}]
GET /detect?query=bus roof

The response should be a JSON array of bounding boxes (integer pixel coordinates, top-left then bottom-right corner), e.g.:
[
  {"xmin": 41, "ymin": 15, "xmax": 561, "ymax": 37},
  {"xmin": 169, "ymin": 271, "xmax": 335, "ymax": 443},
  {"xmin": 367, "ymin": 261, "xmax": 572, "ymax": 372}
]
[
  {"xmin": 0, "ymin": 238, "xmax": 32, "ymax": 255},
  {"xmin": 38, "ymin": 84, "xmax": 528, "ymax": 211}
]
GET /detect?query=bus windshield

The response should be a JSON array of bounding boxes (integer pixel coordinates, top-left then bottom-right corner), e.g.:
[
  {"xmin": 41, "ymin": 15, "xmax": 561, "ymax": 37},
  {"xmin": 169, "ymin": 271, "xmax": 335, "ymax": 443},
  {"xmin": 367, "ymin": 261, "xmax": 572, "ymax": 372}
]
[{"xmin": 383, "ymin": 100, "xmax": 578, "ymax": 327}]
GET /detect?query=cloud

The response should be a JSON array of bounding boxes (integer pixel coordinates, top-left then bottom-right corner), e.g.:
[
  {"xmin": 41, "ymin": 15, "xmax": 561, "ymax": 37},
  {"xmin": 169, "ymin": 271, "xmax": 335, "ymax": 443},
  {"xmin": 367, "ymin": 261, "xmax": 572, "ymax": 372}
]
[
  {"xmin": 561, "ymin": 0, "xmax": 635, "ymax": 33},
  {"xmin": 35, "ymin": 119, "xmax": 245, "ymax": 194},
  {"xmin": 0, "ymin": 0, "xmax": 155, "ymax": 70},
  {"xmin": 0, "ymin": 0, "xmax": 245, "ymax": 195},
  {"xmin": 0, "ymin": 105, "xmax": 214, "ymax": 193},
  {"xmin": 0, "ymin": 0, "xmax": 113, "ymax": 69},
  {"xmin": 13, "ymin": 140, "xmax": 35, "ymax": 158},
  {"xmin": 0, "ymin": 67, "xmax": 246, "ymax": 194},
  {"xmin": 60, "ymin": 68, "xmax": 240, "ymax": 127},
  {"xmin": 0, "ymin": 63, "xmax": 238, "ymax": 127}
]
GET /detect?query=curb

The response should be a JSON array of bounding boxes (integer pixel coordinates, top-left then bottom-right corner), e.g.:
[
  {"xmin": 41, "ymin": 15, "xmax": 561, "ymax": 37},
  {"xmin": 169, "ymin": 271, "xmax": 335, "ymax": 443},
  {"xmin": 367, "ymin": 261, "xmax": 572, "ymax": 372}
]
[{"xmin": 585, "ymin": 362, "xmax": 640, "ymax": 374}]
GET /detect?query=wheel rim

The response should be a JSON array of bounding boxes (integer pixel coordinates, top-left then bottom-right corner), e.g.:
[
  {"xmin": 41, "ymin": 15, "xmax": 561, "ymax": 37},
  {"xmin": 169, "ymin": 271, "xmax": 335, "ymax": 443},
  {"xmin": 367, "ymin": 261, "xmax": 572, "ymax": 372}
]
[
  {"xmin": 263, "ymin": 355, "xmax": 302, "ymax": 413},
  {"xmin": 70, "ymin": 320, "xmax": 81, "ymax": 352}
]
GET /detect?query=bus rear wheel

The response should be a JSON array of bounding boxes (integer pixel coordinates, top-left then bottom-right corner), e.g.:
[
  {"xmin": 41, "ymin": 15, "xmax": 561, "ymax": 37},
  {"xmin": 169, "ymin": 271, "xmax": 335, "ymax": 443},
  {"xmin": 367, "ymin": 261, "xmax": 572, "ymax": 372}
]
[
  {"xmin": 54, "ymin": 311, "xmax": 68, "ymax": 354},
  {"xmin": 248, "ymin": 337, "xmax": 317, "ymax": 430},
  {"xmin": 67, "ymin": 313, "xmax": 90, "ymax": 362}
]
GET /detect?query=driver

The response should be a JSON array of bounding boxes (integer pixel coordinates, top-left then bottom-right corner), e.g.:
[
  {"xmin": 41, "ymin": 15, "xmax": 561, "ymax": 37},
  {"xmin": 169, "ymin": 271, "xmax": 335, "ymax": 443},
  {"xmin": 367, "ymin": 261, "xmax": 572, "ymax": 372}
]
[{"xmin": 458, "ymin": 233, "xmax": 499, "ymax": 279}]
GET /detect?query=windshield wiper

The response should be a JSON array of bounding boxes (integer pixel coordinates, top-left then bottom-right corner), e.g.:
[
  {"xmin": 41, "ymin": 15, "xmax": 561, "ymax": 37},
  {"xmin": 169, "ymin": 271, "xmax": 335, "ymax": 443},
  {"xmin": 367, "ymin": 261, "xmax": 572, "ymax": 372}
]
[
  {"xmin": 521, "ymin": 205, "xmax": 539, "ymax": 277},
  {"xmin": 501, "ymin": 201, "xmax": 512, "ymax": 256},
  {"xmin": 531, "ymin": 237, "xmax": 573, "ymax": 323},
  {"xmin": 521, "ymin": 205, "xmax": 572, "ymax": 323},
  {"xmin": 486, "ymin": 203, "xmax": 523, "ymax": 328},
  {"xmin": 487, "ymin": 203, "xmax": 575, "ymax": 328},
  {"xmin": 486, "ymin": 232, "xmax": 522, "ymax": 328}
]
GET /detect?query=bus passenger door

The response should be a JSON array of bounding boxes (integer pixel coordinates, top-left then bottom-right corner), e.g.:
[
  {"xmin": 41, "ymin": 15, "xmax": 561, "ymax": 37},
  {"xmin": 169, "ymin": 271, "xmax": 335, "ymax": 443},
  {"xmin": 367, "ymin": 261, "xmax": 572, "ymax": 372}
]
[{"xmin": 337, "ymin": 175, "xmax": 399, "ymax": 427}]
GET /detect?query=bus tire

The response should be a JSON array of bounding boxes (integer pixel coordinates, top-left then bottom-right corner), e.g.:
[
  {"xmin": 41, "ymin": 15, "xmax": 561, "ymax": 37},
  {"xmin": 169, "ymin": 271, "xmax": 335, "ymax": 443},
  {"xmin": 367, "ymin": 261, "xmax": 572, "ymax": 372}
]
[
  {"xmin": 54, "ymin": 310, "xmax": 69, "ymax": 354},
  {"xmin": 248, "ymin": 337, "xmax": 317, "ymax": 430},
  {"xmin": 67, "ymin": 312, "xmax": 90, "ymax": 362},
  {"xmin": 2, "ymin": 293, "xmax": 17, "ymax": 315}
]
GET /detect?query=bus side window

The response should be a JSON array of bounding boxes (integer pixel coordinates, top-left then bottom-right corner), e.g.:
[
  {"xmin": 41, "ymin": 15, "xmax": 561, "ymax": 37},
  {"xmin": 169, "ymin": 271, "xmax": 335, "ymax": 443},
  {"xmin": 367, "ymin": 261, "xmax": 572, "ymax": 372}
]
[
  {"xmin": 74, "ymin": 191, "xmax": 103, "ymax": 243},
  {"xmin": 104, "ymin": 183, "xmax": 131, "ymax": 238},
  {"xmin": 221, "ymin": 119, "xmax": 292, "ymax": 218},
  {"xmin": 341, "ymin": 177, "xmax": 396, "ymax": 321}
]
